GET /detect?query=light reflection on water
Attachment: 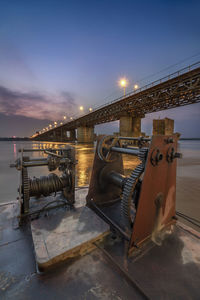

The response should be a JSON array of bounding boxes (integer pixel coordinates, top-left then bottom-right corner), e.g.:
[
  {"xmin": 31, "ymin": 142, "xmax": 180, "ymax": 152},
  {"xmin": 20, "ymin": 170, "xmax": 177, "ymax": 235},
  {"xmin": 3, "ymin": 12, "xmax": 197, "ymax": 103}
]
[{"xmin": 0, "ymin": 140, "xmax": 199, "ymax": 204}]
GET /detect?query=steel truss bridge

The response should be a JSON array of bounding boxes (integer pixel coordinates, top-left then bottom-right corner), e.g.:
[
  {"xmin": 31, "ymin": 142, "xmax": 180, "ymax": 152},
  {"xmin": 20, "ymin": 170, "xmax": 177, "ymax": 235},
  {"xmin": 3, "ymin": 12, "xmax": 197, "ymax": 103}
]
[{"xmin": 34, "ymin": 62, "xmax": 200, "ymax": 141}]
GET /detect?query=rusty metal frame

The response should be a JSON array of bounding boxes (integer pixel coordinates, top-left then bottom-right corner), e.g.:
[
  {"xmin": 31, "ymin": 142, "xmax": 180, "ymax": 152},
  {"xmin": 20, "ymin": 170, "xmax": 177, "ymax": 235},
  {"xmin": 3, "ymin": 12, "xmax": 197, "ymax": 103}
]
[{"xmin": 129, "ymin": 135, "xmax": 178, "ymax": 254}]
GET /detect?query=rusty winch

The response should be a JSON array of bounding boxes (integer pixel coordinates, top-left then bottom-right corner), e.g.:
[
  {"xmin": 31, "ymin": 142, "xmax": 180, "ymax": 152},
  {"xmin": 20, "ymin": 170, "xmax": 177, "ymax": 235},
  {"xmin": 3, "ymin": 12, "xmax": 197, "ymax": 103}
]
[
  {"xmin": 10, "ymin": 146, "xmax": 75, "ymax": 223},
  {"xmin": 87, "ymin": 134, "xmax": 182, "ymax": 254}
]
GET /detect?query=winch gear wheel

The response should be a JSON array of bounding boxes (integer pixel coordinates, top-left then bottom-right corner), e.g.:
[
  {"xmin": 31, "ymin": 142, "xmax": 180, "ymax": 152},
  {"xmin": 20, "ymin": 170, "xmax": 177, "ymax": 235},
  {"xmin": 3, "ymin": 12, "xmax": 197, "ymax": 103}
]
[
  {"xmin": 121, "ymin": 163, "xmax": 144, "ymax": 228},
  {"xmin": 21, "ymin": 167, "xmax": 30, "ymax": 214},
  {"xmin": 121, "ymin": 148, "xmax": 148, "ymax": 228}
]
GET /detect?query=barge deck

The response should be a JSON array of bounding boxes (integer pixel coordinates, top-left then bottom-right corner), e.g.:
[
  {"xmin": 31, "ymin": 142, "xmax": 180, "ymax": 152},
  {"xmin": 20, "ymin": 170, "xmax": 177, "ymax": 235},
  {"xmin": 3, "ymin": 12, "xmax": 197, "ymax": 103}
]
[{"xmin": 0, "ymin": 188, "xmax": 200, "ymax": 300}]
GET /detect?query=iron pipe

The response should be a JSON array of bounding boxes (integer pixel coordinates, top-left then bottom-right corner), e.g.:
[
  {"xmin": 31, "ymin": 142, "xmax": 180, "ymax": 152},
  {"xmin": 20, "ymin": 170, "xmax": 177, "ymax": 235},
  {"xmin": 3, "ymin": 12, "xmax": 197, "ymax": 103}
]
[
  {"xmin": 22, "ymin": 161, "xmax": 49, "ymax": 167},
  {"xmin": 118, "ymin": 136, "xmax": 151, "ymax": 141},
  {"xmin": 111, "ymin": 146, "xmax": 140, "ymax": 156},
  {"xmin": 106, "ymin": 171, "xmax": 126, "ymax": 189}
]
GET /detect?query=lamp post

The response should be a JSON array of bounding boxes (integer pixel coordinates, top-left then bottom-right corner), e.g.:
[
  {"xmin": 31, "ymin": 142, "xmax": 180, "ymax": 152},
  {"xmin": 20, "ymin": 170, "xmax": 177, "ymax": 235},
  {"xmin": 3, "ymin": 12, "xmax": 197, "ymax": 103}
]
[{"xmin": 119, "ymin": 78, "xmax": 128, "ymax": 96}]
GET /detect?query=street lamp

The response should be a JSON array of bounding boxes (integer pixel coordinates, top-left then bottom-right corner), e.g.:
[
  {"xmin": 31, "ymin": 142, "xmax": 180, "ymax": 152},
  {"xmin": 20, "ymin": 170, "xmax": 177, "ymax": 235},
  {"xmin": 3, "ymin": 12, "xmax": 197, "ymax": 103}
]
[
  {"xmin": 79, "ymin": 106, "xmax": 84, "ymax": 111},
  {"xmin": 60, "ymin": 122, "xmax": 63, "ymax": 125},
  {"xmin": 134, "ymin": 84, "xmax": 138, "ymax": 90},
  {"xmin": 89, "ymin": 107, "xmax": 92, "ymax": 112},
  {"xmin": 70, "ymin": 117, "xmax": 73, "ymax": 120},
  {"xmin": 63, "ymin": 116, "xmax": 66, "ymax": 120},
  {"xmin": 119, "ymin": 78, "xmax": 128, "ymax": 96}
]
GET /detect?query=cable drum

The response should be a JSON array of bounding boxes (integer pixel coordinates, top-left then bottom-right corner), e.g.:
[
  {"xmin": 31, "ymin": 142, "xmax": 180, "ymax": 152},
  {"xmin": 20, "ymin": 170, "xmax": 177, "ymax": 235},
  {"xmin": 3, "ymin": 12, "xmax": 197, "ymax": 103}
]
[{"xmin": 29, "ymin": 173, "xmax": 70, "ymax": 197}]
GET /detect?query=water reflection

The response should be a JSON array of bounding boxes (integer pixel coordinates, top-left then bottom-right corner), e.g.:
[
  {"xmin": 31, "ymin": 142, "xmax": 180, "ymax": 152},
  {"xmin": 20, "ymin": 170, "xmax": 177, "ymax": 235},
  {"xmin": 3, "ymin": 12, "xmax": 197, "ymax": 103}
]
[
  {"xmin": 9, "ymin": 141, "xmax": 140, "ymax": 187},
  {"xmin": 76, "ymin": 147, "xmax": 94, "ymax": 186},
  {"xmin": 13, "ymin": 143, "xmax": 17, "ymax": 159},
  {"xmin": 1, "ymin": 140, "xmax": 200, "ymax": 205},
  {"xmin": 17, "ymin": 141, "xmax": 140, "ymax": 186}
]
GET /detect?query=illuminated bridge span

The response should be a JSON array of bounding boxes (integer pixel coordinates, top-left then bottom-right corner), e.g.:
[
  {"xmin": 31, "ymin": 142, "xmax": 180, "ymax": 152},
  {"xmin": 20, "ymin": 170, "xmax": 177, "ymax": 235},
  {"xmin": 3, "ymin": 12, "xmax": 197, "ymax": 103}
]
[{"xmin": 34, "ymin": 62, "xmax": 200, "ymax": 142}]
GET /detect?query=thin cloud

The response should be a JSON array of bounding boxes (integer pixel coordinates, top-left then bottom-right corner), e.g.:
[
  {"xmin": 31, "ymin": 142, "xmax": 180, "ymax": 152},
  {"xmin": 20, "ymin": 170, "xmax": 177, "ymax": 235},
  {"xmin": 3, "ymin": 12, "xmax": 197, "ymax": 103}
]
[{"xmin": 0, "ymin": 85, "xmax": 77, "ymax": 121}]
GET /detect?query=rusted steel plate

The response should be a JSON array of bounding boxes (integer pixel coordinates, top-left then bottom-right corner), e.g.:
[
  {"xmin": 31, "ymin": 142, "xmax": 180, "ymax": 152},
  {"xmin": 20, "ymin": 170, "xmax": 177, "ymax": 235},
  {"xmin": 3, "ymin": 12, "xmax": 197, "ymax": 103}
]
[{"xmin": 129, "ymin": 135, "xmax": 179, "ymax": 252}]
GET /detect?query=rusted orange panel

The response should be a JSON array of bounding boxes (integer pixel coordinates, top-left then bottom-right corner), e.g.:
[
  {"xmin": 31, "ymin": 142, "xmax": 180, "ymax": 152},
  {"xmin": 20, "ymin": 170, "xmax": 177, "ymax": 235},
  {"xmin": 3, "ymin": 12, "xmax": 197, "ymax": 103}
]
[{"xmin": 129, "ymin": 135, "xmax": 178, "ymax": 252}]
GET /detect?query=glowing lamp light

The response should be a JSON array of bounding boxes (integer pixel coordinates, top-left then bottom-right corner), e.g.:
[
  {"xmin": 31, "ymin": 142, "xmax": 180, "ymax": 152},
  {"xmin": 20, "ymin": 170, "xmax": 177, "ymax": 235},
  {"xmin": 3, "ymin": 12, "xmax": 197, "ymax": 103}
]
[
  {"xmin": 89, "ymin": 107, "xmax": 92, "ymax": 112},
  {"xmin": 134, "ymin": 84, "xmax": 138, "ymax": 89},
  {"xmin": 63, "ymin": 116, "xmax": 66, "ymax": 120},
  {"xmin": 70, "ymin": 117, "xmax": 73, "ymax": 120},
  {"xmin": 119, "ymin": 78, "xmax": 128, "ymax": 96},
  {"xmin": 60, "ymin": 122, "xmax": 63, "ymax": 125},
  {"xmin": 54, "ymin": 121, "xmax": 57, "ymax": 125},
  {"xmin": 79, "ymin": 106, "xmax": 84, "ymax": 111},
  {"xmin": 120, "ymin": 79, "xmax": 127, "ymax": 87}
]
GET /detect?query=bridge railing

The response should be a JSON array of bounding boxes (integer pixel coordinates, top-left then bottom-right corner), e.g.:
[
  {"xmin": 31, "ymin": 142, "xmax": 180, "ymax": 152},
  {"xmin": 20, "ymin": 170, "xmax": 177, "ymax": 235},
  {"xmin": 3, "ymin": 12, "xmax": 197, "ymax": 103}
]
[{"xmin": 91, "ymin": 61, "xmax": 200, "ymax": 111}]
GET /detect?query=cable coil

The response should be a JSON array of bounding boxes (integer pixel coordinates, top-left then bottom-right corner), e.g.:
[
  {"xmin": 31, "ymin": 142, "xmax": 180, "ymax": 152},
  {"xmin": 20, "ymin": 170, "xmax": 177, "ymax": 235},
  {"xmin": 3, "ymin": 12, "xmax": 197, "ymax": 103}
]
[{"xmin": 29, "ymin": 173, "xmax": 70, "ymax": 197}]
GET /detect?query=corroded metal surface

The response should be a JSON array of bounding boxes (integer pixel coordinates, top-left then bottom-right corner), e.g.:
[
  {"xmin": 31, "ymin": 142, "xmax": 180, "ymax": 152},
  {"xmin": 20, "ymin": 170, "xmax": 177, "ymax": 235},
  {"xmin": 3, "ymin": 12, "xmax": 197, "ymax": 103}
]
[{"xmin": 130, "ymin": 135, "xmax": 178, "ymax": 252}]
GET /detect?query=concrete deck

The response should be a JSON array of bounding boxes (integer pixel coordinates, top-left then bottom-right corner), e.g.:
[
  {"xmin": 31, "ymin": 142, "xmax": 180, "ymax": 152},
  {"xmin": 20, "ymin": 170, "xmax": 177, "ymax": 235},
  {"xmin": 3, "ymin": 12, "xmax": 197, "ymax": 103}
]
[{"xmin": 31, "ymin": 206, "xmax": 109, "ymax": 271}]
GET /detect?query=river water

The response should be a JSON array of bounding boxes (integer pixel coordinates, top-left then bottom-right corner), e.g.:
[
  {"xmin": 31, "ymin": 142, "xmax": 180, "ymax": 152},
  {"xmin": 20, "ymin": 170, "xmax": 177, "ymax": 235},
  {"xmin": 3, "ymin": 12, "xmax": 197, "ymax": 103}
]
[{"xmin": 0, "ymin": 140, "xmax": 199, "ymax": 229}]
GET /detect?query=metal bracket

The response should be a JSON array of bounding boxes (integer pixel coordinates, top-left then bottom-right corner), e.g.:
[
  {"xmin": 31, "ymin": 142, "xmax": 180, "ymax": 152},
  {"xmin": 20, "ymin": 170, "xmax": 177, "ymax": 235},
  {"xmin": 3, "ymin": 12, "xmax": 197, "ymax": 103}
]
[{"xmin": 150, "ymin": 148, "xmax": 163, "ymax": 166}]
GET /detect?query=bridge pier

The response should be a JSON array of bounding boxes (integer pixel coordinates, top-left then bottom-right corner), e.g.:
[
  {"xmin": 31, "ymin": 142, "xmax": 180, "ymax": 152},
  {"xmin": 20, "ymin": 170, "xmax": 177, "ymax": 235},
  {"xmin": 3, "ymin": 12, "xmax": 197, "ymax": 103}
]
[
  {"xmin": 70, "ymin": 129, "xmax": 76, "ymax": 141},
  {"xmin": 153, "ymin": 118, "xmax": 174, "ymax": 135},
  {"xmin": 77, "ymin": 126, "xmax": 94, "ymax": 143},
  {"xmin": 60, "ymin": 129, "xmax": 76, "ymax": 142},
  {"xmin": 120, "ymin": 115, "xmax": 141, "ymax": 137},
  {"xmin": 53, "ymin": 129, "xmax": 61, "ymax": 142}
]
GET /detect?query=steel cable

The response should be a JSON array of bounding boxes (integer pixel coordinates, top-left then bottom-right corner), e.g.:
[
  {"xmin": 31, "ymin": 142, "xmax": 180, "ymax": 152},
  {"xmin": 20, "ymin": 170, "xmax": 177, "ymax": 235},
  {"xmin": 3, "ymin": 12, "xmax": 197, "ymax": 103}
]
[{"xmin": 29, "ymin": 173, "xmax": 69, "ymax": 197}]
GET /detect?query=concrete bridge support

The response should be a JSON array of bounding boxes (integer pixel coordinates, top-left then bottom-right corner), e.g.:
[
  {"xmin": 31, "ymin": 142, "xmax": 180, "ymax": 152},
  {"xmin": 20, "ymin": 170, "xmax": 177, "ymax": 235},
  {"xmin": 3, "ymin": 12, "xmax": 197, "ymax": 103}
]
[
  {"xmin": 77, "ymin": 126, "xmax": 94, "ymax": 143},
  {"xmin": 70, "ymin": 129, "xmax": 76, "ymax": 141},
  {"xmin": 120, "ymin": 115, "xmax": 141, "ymax": 137},
  {"xmin": 153, "ymin": 118, "xmax": 174, "ymax": 135}
]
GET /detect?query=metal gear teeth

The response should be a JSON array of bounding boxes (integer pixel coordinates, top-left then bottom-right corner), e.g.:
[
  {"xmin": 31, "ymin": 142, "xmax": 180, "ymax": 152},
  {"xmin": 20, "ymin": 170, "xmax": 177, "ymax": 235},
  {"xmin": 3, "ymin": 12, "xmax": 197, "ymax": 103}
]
[
  {"xmin": 138, "ymin": 148, "xmax": 148, "ymax": 163},
  {"xmin": 22, "ymin": 167, "xmax": 30, "ymax": 214},
  {"xmin": 121, "ymin": 162, "xmax": 144, "ymax": 229}
]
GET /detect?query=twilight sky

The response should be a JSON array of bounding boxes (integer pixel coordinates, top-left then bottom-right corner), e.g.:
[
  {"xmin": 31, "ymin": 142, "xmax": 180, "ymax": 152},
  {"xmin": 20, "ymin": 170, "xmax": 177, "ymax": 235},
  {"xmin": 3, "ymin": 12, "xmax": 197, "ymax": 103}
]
[{"xmin": 0, "ymin": 0, "xmax": 200, "ymax": 137}]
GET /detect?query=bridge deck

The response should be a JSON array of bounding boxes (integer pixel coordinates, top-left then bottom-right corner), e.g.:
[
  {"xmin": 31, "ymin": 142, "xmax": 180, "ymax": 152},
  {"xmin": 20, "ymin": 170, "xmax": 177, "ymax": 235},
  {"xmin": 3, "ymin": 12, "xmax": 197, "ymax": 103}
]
[{"xmin": 35, "ymin": 62, "xmax": 200, "ymax": 139}]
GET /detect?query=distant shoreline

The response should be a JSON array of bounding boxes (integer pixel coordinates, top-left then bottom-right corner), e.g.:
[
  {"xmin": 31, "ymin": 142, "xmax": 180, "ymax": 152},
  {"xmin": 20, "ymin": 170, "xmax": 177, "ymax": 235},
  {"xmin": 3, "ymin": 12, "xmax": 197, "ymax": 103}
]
[
  {"xmin": 0, "ymin": 137, "xmax": 30, "ymax": 141},
  {"xmin": 179, "ymin": 138, "xmax": 200, "ymax": 141}
]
